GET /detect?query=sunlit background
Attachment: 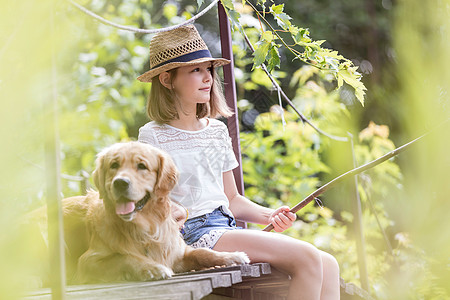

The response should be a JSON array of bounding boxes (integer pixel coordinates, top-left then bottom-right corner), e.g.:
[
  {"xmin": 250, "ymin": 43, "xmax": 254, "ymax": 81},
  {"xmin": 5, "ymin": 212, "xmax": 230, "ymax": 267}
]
[{"xmin": 0, "ymin": 0, "xmax": 448, "ymax": 299}]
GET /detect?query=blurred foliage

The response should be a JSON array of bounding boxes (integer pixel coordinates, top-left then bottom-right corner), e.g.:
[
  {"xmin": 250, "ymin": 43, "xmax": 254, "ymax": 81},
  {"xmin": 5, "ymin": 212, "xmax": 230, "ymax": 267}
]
[
  {"xmin": 221, "ymin": 0, "xmax": 367, "ymax": 104},
  {"xmin": 276, "ymin": 0, "xmax": 397, "ymax": 134},
  {"xmin": 1, "ymin": 0, "xmax": 449, "ymax": 299},
  {"xmin": 389, "ymin": 0, "xmax": 450, "ymax": 298},
  {"xmin": 0, "ymin": 0, "xmax": 73, "ymax": 297},
  {"xmin": 239, "ymin": 66, "xmax": 405, "ymax": 297}
]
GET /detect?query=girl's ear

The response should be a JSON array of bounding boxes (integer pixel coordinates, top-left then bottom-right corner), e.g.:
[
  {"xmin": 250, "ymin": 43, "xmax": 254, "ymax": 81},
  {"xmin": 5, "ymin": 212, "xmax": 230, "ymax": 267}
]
[{"xmin": 159, "ymin": 72, "xmax": 172, "ymax": 89}]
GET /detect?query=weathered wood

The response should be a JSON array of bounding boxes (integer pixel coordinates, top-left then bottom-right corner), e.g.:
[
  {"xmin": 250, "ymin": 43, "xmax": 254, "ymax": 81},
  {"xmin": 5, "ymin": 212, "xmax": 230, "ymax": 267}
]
[
  {"xmin": 24, "ymin": 264, "xmax": 275, "ymax": 300},
  {"xmin": 340, "ymin": 278, "xmax": 374, "ymax": 300},
  {"xmin": 176, "ymin": 262, "xmax": 271, "ymax": 279},
  {"xmin": 25, "ymin": 275, "xmax": 215, "ymax": 299},
  {"xmin": 253, "ymin": 262, "xmax": 273, "ymax": 275},
  {"xmin": 24, "ymin": 267, "xmax": 247, "ymax": 300},
  {"xmin": 208, "ymin": 264, "xmax": 290, "ymax": 300},
  {"xmin": 24, "ymin": 263, "xmax": 372, "ymax": 300}
]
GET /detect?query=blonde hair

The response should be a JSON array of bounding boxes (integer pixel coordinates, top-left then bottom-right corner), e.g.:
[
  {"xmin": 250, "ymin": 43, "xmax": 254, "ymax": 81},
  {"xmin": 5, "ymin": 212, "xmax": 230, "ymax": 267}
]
[{"xmin": 146, "ymin": 68, "xmax": 233, "ymax": 124}]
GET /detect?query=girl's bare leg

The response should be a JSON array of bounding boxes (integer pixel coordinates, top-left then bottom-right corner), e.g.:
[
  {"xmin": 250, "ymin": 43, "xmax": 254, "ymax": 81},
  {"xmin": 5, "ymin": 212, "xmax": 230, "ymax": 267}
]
[
  {"xmin": 213, "ymin": 230, "xmax": 340, "ymax": 300},
  {"xmin": 319, "ymin": 250, "xmax": 340, "ymax": 300}
]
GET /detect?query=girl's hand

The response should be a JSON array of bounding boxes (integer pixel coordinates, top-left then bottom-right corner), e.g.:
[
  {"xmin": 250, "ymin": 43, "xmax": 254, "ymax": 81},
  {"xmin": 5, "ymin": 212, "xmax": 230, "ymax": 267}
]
[
  {"xmin": 171, "ymin": 201, "xmax": 188, "ymax": 230},
  {"xmin": 269, "ymin": 206, "xmax": 297, "ymax": 232}
]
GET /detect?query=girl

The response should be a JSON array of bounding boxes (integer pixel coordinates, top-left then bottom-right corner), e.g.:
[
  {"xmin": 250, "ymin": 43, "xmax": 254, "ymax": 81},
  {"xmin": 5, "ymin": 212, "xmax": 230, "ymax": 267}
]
[{"xmin": 137, "ymin": 25, "xmax": 340, "ymax": 300}]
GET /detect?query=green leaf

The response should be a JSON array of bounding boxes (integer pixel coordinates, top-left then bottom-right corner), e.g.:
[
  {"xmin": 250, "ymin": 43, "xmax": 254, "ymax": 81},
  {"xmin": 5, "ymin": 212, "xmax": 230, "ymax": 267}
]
[
  {"xmin": 293, "ymin": 28, "xmax": 311, "ymax": 45},
  {"xmin": 228, "ymin": 9, "xmax": 242, "ymax": 31},
  {"xmin": 269, "ymin": 4, "xmax": 291, "ymax": 30},
  {"xmin": 196, "ymin": 0, "xmax": 204, "ymax": 10},
  {"xmin": 220, "ymin": 0, "xmax": 235, "ymax": 10},
  {"xmin": 274, "ymin": 12, "xmax": 291, "ymax": 30},
  {"xmin": 256, "ymin": 0, "xmax": 267, "ymax": 8},
  {"xmin": 253, "ymin": 40, "xmax": 271, "ymax": 69},
  {"xmin": 262, "ymin": 30, "xmax": 274, "ymax": 43},
  {"xmin": 270, "ymin": 4, "xmax": 284, "ymax": 14},
  {"xmin": 336, "ymin": 68, "xmax": 367, "ymax": 106},
  {"xmin": 220, "ymin": 0, "xmax": 241, "ymax": 31},
  {"xmin": 289, "ymin": 25, "xmax": 299, "ymax": 35},
  {"xmin": 267, "ymin": 45, "xmax": 280, "ymax": 72},
  {"xmin": 251, "ymin": 67, "xmax": 276, "ymax": 89},
  {"xmin": 325, "ymin": 56, "xmax": 339, "ymax": 72}
]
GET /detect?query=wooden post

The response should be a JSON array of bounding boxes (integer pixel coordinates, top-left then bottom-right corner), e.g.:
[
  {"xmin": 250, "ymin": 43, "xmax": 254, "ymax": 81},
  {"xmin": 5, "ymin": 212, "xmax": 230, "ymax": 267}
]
[
  {"xmin": 45, "ymin": 2, "xmax": 66, "ymax": 298},
  {"xmin": 217, "ymin": 3, "xmax": 244, "ymax": 196}
]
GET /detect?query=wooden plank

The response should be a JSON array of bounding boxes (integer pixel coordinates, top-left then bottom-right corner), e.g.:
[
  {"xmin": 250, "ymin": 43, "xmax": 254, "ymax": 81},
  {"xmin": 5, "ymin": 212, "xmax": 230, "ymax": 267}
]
[
  {"xmin": 24, "ymin": 264, "xmax": 284, "ymax": 300},
  {"xmin": 64, "ymin": 281, "xmax": 204, "ymax": 300},
  {"xmin": 212, "ymin": 284, "xmax": 289, "ymax": 300},
  {"xmin": 24, "ymin": 279, "xmax": 210, "ymax": 300},
  {"xmin": 250, "ymin": 262, "xmax": 271, "ymax": 275},
  {"xmin": 176, "ymin": 263, "xmax": 264, "ymax": 279},
  {"xmin": 203, "ymin": 295, "xmax": 235, "ymax": 300},
  {"xmin": 229, "ymin": 270, "xmax": 289, "ymax": 287},
  {"xmin": 24, "ymin": 269, "xmax": 244, "ymax": 300},
  {"xmin": 239, "ymin": 263, "xmax": 263, "ymax": 277},
  {"xmin": 210, "ymin": 264, "xmax": 290, "ymax": 300},
  {"xmin": 26, "ymin": 264, "xmax": 378, "ymax": 300},
  {"xmin": 24, "ymin": 293, "xmax": 194, "ymax": 300},
  {"xmin": 23, "ymin": 263, "xmax": 373, "ymax": 300},
  {"xmin": 174, "ymin": 269, "xmax": 242, "ymax": 284},
  {"xmin": 175, "ymin": 272, "xmax": 237, "ymax": 288}
]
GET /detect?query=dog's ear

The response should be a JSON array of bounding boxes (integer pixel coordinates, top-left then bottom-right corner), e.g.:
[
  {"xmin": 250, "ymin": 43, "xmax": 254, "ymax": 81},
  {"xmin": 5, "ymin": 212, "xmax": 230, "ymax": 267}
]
[
  {"xmin": 154, "ymin": 151, "xmax": 178, "ymax": 199},
  {"xmin": 92, "ymin": 151, "xmax": 106, "ymax": 199}
]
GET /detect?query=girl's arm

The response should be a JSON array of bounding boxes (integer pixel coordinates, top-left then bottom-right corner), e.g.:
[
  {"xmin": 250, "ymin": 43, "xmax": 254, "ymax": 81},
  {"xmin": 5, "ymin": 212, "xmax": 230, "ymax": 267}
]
[{"xmin": 223, "ymin": 170, "xmax": 296, "ymax": 232}]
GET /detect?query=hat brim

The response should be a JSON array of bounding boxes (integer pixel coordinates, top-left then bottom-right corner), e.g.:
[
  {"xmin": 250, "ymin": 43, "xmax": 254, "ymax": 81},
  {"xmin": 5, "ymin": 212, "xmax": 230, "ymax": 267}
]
[{"xmin": 137, "ymin": 57, "xmax": 230, "ymax": 82}]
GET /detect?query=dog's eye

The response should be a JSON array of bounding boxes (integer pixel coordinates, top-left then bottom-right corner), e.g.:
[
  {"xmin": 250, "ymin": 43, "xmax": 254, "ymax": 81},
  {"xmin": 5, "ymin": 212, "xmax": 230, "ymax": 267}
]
[
  {"xmin": 110, "ymin": 162, "xmax": 119, "ymax": 169},
  {"xmin": 137, "ymin": 163, "xmax": 148, "ymax": 170}
]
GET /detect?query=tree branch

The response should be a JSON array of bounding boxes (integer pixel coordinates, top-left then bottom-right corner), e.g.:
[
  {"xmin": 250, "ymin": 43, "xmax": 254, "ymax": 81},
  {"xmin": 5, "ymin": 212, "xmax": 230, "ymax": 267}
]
[
  {"xmin": 245, "ymin": 0, "xmax": 324, "ymax": 71},
  {"xmin": 241, "ymin": 30, "xmax": 349, "ymax": 142}
]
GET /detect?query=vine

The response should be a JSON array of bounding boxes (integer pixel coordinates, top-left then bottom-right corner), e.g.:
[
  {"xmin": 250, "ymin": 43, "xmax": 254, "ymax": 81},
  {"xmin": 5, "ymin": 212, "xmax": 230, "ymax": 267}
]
[{"xmin": 217, "ymin": 0, "xmax": 367, "ymax": 105}]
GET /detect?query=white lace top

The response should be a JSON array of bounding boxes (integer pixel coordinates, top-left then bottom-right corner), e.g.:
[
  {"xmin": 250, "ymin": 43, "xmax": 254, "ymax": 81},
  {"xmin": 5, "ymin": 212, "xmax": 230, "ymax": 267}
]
[{"xmin": 138, "ymin": 118, "xmax": 239, "ymax": 218}]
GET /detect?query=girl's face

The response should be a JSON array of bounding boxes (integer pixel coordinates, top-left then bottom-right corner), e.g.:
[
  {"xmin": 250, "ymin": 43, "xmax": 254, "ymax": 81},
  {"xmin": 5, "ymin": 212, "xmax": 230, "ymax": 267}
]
[{"xmin": 171, "ymin": 62, "xmax": 213, "ymax": 109}]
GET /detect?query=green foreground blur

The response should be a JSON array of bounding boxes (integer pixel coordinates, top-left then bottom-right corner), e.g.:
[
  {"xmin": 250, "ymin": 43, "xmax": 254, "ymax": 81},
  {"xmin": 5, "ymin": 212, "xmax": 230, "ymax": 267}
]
[{"xmin": 0, "ymin": 0, "xmax": 448, "ymax": 299}]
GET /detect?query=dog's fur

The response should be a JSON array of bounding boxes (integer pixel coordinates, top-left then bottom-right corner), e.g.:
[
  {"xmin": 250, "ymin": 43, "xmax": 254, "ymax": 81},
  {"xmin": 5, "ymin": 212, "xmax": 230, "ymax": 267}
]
[{"xmin": 26, "ymin": 142, "xmax": 248, "ymax": 285}]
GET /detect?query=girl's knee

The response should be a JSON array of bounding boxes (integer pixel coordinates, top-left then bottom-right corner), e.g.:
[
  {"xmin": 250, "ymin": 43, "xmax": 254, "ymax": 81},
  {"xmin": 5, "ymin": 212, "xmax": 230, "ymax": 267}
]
[
  {"xmin": 287, "ymin": 243, "xmax": 323, "ymax": 276},
  {"xmin": 320, "ymin": 251, "xmax": 340, "ymax": 273},
  {"xmin": 303, "ymin": 243, "xmax": 323, "ymax": 263}
]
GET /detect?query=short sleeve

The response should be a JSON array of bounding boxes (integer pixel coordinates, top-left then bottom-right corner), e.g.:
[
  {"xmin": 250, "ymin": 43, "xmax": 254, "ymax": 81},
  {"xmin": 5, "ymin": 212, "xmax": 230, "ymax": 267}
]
[
  {"xmin": 138, "ymin": 122, "xmax": 159, "ymax": 147},
  {"xmin": 222, "ymin": 128, "xmax": 239, "ymax": 172}
]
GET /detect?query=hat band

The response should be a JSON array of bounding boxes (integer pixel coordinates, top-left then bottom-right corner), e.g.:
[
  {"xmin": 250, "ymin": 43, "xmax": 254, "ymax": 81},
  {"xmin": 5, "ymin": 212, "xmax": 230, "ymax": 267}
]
[{"xmin": 151, "ymin": 49, "xmax": 212, "ymax": 69}]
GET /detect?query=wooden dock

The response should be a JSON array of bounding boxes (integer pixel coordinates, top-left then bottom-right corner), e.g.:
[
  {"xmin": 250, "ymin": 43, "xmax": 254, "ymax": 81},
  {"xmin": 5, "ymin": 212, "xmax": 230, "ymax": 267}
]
[{"xmin": 24, "ymin": 263, "xmax": 373, "ymax": 300}]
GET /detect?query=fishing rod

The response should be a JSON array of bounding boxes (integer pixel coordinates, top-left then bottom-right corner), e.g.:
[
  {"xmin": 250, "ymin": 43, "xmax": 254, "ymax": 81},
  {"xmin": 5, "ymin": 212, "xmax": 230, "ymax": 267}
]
[{"xmin": 262, "ymin": 118, "xmax": 449, "ymax": 232}]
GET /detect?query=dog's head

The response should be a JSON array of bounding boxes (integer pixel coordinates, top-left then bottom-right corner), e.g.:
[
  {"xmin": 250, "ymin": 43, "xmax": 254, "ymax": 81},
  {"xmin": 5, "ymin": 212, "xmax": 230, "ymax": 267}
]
[{"xmin": 92, "ymin": 142, "xmax": 178, "ymax": 222}]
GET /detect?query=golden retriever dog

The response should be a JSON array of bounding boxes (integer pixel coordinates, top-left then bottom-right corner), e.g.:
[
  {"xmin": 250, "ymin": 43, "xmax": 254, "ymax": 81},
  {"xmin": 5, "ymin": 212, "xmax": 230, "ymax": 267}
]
[{"xmin": 25, "ymin": 142, "xmax": 248, "ymax": 285}]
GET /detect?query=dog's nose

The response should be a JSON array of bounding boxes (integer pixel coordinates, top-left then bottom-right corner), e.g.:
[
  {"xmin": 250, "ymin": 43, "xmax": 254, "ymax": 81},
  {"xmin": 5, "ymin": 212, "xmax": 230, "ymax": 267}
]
[{"xmin": 113, "ymin": 178, "xmax": 130, "ymax": 192}]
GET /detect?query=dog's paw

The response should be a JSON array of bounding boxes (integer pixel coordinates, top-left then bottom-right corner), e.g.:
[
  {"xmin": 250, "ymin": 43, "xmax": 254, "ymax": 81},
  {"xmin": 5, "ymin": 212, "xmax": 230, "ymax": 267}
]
[
  {"xmin": 141, "ymin": 264, "xmax": 174, "ymax": 281},
  {"xmin": 222, "ymin": 251, "xmax": 250, "ymax": 266}
]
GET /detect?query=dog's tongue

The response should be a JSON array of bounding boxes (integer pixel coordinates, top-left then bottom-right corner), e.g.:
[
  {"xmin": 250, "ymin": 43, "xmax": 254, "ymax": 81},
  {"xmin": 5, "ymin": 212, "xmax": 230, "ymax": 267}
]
[{"xmin": 116, "ymin": 201, "xmax": 135, "ymax": 215}]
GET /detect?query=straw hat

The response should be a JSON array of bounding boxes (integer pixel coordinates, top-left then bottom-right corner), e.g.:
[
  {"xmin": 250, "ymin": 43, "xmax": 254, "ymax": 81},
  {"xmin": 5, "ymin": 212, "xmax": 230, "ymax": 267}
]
[{"xmin": 137, "ymin": 25, "xmax": 230, "ymax": 82}]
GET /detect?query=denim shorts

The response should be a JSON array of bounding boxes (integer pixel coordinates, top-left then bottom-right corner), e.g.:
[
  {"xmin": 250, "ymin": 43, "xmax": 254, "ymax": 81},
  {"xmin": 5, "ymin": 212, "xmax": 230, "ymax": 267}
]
[{"xmin": 182, "ymin": 206, "xmax": 241, "ymax": 249}]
